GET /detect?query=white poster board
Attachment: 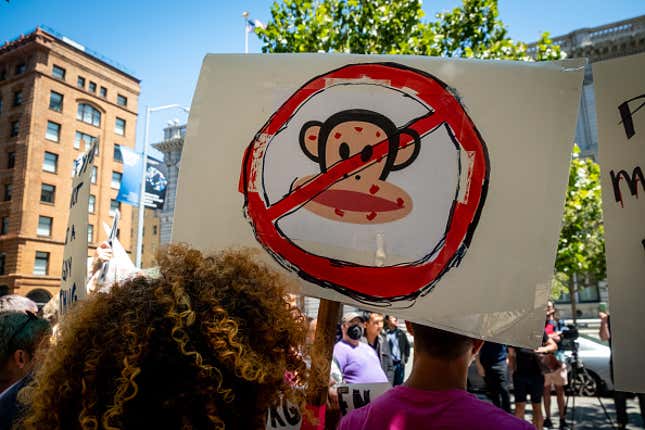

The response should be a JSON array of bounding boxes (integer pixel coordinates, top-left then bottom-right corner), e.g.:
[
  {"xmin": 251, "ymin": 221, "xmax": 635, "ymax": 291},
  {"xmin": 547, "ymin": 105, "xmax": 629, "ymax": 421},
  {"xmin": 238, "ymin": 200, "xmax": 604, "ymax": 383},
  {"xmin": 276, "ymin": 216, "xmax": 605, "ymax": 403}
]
[
  {"xmin": 265, "ymin": 383, "xmax": 390, "ymax": 429},
  {"xmin": 174, "ymin": 54, "xmax": 584, "ymax": 348},
  {"xmin": 60, "ymin": 141, "xmax": 96, "ymax": 314},
  {"xmin": 594, "ymin": 52, "xmax": 645, "ymax": 392}
]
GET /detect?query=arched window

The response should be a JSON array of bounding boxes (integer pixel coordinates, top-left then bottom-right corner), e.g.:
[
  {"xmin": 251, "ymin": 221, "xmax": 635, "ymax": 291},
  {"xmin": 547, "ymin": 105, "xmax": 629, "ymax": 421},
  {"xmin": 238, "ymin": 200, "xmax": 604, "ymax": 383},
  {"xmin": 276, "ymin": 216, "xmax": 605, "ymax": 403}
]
[
  {"xmin": 0, "ymin": 285, "xmax": 9, "ymax": 297},
  {"xmin": 77, "ymin": 103, "xmax": 101, "ymax": 127},
  {"xmin": 26, "ymin": 288, "xmax": 52, "ymax": 306}
]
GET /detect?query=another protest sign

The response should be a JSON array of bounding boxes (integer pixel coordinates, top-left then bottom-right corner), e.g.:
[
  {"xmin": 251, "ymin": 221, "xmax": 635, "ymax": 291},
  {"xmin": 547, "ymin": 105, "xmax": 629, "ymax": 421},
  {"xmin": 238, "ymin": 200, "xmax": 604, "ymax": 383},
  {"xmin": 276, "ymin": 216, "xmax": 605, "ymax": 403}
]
[
  {"xmin": 594, "ymin": 52, "xmax": 645, "ymax": 392},
  {"xmin": 60, "ymin": 141, "xmax": 97, "ymax": 314},
  {"xmin": 174, "ymin": 54, "xmax": 584, "ymax": 349},
  {"xmin": 266, "ymin": 383, "xmax": 390, "ymax": 430}
]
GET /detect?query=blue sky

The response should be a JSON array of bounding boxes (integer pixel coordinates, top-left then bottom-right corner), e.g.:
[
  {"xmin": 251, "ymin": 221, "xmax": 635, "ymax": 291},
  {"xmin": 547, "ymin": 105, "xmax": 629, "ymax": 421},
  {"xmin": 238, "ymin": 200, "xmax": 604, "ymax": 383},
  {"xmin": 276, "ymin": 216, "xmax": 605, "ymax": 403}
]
[{"xmin": 0, "ymin": 0, "xmax": 643, "ymax": 154}]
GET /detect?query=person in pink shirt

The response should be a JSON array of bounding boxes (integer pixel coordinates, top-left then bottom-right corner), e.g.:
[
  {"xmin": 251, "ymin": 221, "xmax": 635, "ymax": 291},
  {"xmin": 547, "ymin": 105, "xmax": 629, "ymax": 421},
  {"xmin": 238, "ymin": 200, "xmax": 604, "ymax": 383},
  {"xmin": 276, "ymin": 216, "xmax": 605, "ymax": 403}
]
[{"xmin": 339, "ymin": 322, "xmax": 535, "ymax": 430}]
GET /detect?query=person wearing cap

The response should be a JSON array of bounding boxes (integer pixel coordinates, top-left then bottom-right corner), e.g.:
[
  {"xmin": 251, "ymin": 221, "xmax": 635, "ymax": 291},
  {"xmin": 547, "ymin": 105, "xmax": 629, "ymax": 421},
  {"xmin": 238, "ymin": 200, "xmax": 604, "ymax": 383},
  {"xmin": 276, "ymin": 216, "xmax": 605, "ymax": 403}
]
[{"xmin": 332, "ymin": 312, "xmax": 388, "ymax": 384}]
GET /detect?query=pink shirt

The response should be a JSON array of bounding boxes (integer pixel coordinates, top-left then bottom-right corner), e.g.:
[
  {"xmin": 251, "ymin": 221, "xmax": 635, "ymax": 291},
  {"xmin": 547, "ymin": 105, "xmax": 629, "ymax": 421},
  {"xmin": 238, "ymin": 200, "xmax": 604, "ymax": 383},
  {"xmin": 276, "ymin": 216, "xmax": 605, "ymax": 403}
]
[{"xmin": 339, "ymin": 386, "xmax": 535, "ymax": 430}]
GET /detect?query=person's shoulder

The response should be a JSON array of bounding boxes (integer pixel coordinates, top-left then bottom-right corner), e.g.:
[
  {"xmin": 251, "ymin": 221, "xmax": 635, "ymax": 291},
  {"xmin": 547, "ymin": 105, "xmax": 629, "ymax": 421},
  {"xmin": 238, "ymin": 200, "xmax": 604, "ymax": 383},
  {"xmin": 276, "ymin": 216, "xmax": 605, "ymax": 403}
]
[
  {"xmin": 338, "ymin": 403, "xmax": 371, "ymax": 430},
  {"xmin": 465, "ymin": 397, "xmax": 534, "ymax": 429}
]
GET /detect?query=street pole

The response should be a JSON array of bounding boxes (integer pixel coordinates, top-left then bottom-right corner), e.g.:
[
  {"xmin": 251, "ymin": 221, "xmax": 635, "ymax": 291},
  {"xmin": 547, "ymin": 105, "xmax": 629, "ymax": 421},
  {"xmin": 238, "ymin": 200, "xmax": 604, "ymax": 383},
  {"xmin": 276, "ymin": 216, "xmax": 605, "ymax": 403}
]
[
  {"xmin": 135, "ymin": 104, "xmax": 189, "ymax": 268},
  {"xmin": 242, "ymin": 11, "xmax": 249, "ymax": 54}
]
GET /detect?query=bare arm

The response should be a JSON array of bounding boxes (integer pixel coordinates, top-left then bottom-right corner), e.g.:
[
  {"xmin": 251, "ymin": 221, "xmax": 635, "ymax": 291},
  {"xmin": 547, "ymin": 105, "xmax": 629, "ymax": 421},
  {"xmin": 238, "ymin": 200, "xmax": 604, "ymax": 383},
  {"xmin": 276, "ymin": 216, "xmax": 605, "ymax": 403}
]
[
  {"xmin": 599, "ymin": 312, "xmax": 610, "ymax": 341},
  {"xmin": 535, "ymin": 336, "xmax": 558, "ymax": 354}
]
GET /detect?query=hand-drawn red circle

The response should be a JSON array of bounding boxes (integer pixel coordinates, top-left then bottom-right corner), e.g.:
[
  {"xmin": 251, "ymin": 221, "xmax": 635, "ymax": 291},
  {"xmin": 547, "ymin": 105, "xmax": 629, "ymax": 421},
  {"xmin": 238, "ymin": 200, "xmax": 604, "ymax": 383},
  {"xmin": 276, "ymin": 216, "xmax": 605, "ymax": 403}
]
[{"xmin": 240, "ymin": 63, "xmax": 489, "ymax": 302}]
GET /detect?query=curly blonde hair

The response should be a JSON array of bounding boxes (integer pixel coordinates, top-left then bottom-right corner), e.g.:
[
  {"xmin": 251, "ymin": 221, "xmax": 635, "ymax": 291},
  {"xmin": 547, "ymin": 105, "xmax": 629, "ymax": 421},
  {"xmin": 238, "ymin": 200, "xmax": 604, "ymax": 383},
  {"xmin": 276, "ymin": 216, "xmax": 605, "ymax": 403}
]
[{"xmin": 19, "ymin": 245, "xmax": 309, "ymax": 430}]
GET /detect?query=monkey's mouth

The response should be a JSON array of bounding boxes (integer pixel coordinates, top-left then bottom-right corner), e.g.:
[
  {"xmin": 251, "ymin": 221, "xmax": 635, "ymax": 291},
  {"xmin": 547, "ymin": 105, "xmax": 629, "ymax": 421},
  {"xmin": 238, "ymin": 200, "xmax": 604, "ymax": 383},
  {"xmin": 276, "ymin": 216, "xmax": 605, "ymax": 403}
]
[{"xmin": 310, "ymin": 189, "xmax": 405, "ymax": 212}]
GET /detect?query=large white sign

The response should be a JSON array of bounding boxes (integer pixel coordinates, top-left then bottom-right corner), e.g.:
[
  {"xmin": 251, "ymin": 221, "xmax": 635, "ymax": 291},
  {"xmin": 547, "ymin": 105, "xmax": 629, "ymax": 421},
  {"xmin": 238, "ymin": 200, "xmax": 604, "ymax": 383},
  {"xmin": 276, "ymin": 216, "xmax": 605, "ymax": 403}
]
[
  {"xmin": 60, "ymin": 142, "xmax": 96, "ymax": 314},
  {"xmin": 174, "ymin": 54, "xmax": 584, "ymax": 348},
  {"xmin": 594, "ymin": 52, "xmax": 645, "ymax": 392}
]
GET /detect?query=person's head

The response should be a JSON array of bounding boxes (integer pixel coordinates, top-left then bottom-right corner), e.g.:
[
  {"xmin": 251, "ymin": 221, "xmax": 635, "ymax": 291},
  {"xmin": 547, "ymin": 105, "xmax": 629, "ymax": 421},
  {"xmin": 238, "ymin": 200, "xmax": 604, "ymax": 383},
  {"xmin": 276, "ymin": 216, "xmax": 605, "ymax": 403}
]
[
  {"xmin": 341, "ymin": 312, "xmax": 366, "ymax": 346},
  {"xmin": 20, "ymin": 245, "xmax": 309, "ymax": 430},
  {"xmin": 0, "ymin": 311, "xmax": 51, "ymax": 391},
  {"xmin": 384, "ymin": 315, "xmax": 398, "ymax": 330},
  {"xmin": 406, "ymin": 322, "xmax": 483, "ymax": 364},
  {"xmin": 0, "ymin": 294, "xmax": 38, "ymax": 314},
  {"xmin": 546, "ymin": 300, "xmax": 556, "ymax": 318},
  {"xmin": 365, "ymin": 312, "xmax": 384, "ymax": 341}
]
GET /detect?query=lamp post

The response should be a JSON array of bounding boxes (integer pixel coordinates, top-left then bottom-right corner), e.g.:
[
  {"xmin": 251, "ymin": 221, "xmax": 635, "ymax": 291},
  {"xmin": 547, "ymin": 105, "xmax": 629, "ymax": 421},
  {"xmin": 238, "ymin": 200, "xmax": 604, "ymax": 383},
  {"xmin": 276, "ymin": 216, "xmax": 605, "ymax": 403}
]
[
  {"xmin": 136, "ymin": 104, "xmax": 189, "ymax": 268},
  {"xmin": 242, "ymin": 11, "xmax": 250, "ymax": 54}
]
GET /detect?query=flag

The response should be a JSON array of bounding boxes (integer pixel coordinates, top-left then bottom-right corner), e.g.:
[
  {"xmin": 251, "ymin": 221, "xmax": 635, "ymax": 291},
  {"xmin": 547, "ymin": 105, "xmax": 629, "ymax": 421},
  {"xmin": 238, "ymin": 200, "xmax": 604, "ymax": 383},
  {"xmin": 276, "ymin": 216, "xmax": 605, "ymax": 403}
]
[
  {"xmin": 246, "ymin": 19, "xmax": 266, "ymax": 33},
  {"xmin": 116, "ymin": 146, "xmax": 167, "ymax": 209}
]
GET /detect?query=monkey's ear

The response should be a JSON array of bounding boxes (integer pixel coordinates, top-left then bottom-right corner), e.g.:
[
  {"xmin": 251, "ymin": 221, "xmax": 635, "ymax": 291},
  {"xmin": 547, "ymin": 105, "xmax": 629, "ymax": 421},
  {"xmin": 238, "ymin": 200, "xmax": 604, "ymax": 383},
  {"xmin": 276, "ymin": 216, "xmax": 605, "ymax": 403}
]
[
  {"xmin": 392, "ymin": 128, "xmax": 421, "ymax": 171},
  {"xmin": 299, "ymin": 121, "xmax": 323, "ymax": 162}
]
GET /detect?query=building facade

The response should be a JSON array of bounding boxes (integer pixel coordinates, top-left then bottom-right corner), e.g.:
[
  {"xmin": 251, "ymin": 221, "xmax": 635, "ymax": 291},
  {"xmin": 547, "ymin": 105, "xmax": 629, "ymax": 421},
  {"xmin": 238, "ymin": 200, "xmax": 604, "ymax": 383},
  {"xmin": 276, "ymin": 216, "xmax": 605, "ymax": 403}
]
[
  {"xmin": 132, "ymin": 207, "xmax": 161, "ymax": 268},
  {"xmin": 0, "ymin": 27, "xmax": 140, "ymax": 304},
  {"xmin": 152, "ymin": 122, "xmax": 185, "ymax": 245},
  {"xmin": 528, "ymin": 15, "xmax": 645, "ymax": 318}
]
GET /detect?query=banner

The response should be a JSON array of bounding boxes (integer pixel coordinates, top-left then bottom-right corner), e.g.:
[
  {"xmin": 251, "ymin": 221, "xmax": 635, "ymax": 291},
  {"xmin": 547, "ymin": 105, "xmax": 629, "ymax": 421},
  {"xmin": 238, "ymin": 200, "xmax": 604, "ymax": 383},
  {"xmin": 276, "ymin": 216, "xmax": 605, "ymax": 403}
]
[
  {"xmin": 60, "ymin": 141, "xmax": 97, "ymax": 314},
  {"xmin": 116, "ymin": 146, "xmax": 167, "ymax": 209},
  {"xmin": 265, "ymin": 383, "xmax": 390, "ymax": 429},
  {"xmin": 594, "ymin": 52, "xmax": 645, "ymax": 392},
  {"xmin": 173, "ymin": 54, "xmax": 584, "ymax": 348}
]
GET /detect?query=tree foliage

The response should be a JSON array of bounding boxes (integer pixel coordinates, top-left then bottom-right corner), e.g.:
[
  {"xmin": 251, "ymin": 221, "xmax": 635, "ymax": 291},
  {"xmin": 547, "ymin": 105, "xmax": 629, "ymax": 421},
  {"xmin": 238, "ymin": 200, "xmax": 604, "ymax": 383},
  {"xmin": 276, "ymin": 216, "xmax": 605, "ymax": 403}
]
[
  {"xmin": 256, "ymin": 0, "xmax": 563, "ymax": 61},
  {"xmin": 552, "ymin": 146, "xmax": 606, "ymax": 299}
]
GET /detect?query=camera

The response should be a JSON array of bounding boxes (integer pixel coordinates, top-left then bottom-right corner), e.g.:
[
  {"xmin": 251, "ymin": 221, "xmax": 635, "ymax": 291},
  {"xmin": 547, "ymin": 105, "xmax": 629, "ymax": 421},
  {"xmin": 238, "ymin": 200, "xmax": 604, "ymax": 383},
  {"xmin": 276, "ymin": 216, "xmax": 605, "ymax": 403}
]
[{"xmin": 560, "ymin": 324, "xmax": 579, "ymax": 350}]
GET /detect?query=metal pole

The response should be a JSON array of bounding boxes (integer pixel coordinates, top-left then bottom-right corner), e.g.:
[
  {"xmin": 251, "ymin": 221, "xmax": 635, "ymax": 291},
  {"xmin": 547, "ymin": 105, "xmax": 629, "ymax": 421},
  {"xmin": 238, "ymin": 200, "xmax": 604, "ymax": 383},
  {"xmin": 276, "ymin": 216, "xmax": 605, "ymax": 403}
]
[
  {"xmin": 135, "ymin": 105, "xmax": 151, "ymax": 268},
  {"xmin": 243, "ymin": 11, "xmax": 249, "ymax": 54}
]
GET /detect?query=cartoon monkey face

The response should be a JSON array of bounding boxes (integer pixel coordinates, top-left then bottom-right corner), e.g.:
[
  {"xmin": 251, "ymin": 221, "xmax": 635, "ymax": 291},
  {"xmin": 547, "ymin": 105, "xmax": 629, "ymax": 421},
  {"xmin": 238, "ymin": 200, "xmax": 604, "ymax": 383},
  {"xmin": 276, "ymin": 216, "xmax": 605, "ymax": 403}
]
[{"xmin": 295, "ymin": 109, "xmax": 421, "ymax": 224}]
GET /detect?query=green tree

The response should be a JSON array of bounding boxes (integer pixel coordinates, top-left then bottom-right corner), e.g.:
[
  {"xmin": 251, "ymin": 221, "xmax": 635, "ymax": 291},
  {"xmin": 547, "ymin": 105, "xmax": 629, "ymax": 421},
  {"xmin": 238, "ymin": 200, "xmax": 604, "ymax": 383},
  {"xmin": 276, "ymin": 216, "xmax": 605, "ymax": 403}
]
[
  {"xmin": 552, "ymin": 146, "xmax": 606, "ymax": 314},
  {"xmin": 256, "ymin": 0, "xmax": 563, "ymax": 61}
]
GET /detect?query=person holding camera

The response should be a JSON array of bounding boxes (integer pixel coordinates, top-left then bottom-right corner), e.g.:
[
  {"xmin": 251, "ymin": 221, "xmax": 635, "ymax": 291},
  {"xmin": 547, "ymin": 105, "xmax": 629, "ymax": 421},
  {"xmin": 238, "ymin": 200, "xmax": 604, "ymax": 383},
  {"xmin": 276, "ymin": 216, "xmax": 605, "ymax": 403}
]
[
  {"xmin": 332, "ymin": 312, "xmax": 389, "ymax": 384},
  {"xmin": 543, "ymin": 301, "xmax": 569, "ymax": 429}
]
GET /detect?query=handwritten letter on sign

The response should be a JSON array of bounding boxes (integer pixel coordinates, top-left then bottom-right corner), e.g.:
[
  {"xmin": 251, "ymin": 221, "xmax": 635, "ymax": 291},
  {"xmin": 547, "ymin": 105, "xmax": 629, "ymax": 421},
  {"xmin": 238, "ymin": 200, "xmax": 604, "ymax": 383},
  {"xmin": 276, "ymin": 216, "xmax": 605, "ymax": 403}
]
[
  {"xmin": 594, "ymin": 52, "xmax": 645, "ymax": 392},
  {"xmin": 60, "ymin": 142, "xmax": 96, "ymax": 315}
]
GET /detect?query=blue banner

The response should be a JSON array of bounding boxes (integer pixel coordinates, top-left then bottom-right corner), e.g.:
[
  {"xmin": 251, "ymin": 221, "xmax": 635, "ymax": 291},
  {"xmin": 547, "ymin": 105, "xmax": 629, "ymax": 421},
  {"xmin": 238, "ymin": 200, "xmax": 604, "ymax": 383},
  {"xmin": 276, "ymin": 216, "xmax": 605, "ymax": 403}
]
[{"xmin": 116, "ymin": 146, "xmax": 167, "ymax": 209}]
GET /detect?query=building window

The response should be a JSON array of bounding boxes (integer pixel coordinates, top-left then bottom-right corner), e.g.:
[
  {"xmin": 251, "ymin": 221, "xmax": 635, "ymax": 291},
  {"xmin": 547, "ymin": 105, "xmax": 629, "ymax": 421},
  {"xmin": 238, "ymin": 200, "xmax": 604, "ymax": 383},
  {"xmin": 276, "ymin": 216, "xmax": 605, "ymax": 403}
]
[
  {"xmin": 43, "ymin": 152, "xmax": 58, "ymax": 173},
  {"xmin": 0, "ymin": 254, "xmax": 5, "ymax": 275},
  {"xmin": 1, "ymin": 217, "xmax": 8, "ymax": 235},
  {"xmin": 115, "ymin": 117, "xmax": 126, "ymax": 136},
  {"xmin": 89, "ymin": 81, "xmax": 97, "ymax": 93},
  {"xmin": 52, "ymin": 65, "xmax": 66, "ymax": 80},
  {"xmin": 117, "ymin": 94, "xmax": 127, "ymax": 107},
  {"xmin": 77, "ymin": 103, "xmax": 101, "ymax": 127},
  {"xmin": 37, "ymin": 216, "xmax": 52, "ymax": 237},
  {"xmin": 49, "ymin": 91, "xmax": 63, "ymax": 112},
  {"xmin": 46, "ymin": 121, "xmax": 61, "ymax": 142},
  {"xmin": 100, "ymin": 86, "xmax": 107, "ymax": 98},
  {"xmin": 3, "ymin": 184, "xmax": 11, "ymax": 201},
  {"xmin": 113, "ymin": 144, "xmax": 123, "ymax": 163},
  {"xmin": 15, "ymin": 63, "xmax": 26, "ymax": 75},
  {"xmin": 33, "ymin": 251, "xmax": 50, "ymax": 276},
  {"xmin": 0, "ymin": 97, "xmax": 3, "ymax": 113},
  {"xmin": 10, "ymin": 120, "xmax": 19, "ymax": 137},
  {"xmin": 7, "ymin": 152, "xmax": 15, "ymax": 169},
  {"xmin": 91, "ymin": 166, "xmax": 97, "ymax": 184},
  {"xmin": 110, "ymin": 199, "xmax": 121, "ymax": 217},
  {"xmin": 74, "ymin": 131, "xmax": 97, "ymax": 150},
  {"xmin": 88, "ymin": 194, "xmax": 96, "ymax": 213},
  {"xmin": 111, "ymin": 171, "xmax": 122, "ymax": 189},
  {"xmin": 88, "ymin": 224, "xmax": 94, "ymax": 242},
  {"xmin": 13, "ymin": 90, "xmax": 23, "ymax": 106},
  {"xmin": 77, "ymin": 76, "xmax": 86, "ymax": 88},
  {"xmin": 40, "ymin": 183, "xmax": 55, "ymax": 203},
  {"xmin": 153, "ymin": 225, "xmax": 157, "ymax": 235},
  {"xmin": 0, "ymin": 69, "xmax": 6, "ymax": 81}
]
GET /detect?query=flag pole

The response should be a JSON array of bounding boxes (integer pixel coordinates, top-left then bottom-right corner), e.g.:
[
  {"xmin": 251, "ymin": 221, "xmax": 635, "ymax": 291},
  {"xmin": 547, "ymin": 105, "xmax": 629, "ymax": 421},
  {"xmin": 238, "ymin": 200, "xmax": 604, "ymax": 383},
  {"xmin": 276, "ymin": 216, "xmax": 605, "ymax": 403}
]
[{"xmin": 242, "ymin": 11, "xmax": 249, "ymax": 54}]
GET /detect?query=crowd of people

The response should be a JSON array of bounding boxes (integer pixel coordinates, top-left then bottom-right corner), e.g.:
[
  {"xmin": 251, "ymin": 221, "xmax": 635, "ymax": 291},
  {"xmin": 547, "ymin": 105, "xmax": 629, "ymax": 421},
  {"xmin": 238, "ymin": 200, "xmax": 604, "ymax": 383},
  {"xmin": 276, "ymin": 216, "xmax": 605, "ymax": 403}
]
[{"xmin": 0, "ymin": 244, "xmax": 642, "ymax": 429}]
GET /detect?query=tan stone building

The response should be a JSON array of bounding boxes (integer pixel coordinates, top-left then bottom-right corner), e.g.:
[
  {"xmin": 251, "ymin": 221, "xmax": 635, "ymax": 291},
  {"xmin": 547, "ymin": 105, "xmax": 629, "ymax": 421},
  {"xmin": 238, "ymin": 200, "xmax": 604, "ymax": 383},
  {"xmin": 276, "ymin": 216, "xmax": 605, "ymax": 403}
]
[
  {"xmin": 0, "ymin": 27, "xmax": 140, "ymax": 304},
  {"xmin": 132, "ymin": 207, "xmax": 161, "ymax": 269}
]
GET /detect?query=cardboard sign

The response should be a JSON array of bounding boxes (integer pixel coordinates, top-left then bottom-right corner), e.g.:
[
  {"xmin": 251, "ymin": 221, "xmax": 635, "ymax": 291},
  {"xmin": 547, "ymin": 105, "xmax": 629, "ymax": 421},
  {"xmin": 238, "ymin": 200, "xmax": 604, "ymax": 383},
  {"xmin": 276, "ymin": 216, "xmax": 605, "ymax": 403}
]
[
  {"xmin": 594, "ymin": 52, "xmax": 645, "ymax": 392},
  {"xmin": 174, "ymin": 54, "xmax": 584, "ymax": 347},
  {"xmin": 60, "ymin": 141, "xmax": 97, "ymax": 314},
  {"xmin": 265, "ymin": 383, "xmax": 389, "ymax": 429}
]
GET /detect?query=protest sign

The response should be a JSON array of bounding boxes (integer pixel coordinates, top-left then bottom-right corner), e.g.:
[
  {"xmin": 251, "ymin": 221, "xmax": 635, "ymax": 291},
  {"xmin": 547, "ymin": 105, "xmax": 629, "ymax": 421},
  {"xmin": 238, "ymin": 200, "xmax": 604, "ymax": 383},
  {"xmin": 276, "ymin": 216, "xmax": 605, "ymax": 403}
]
[
  {"xmin": 265, "ymin": 383, "xmax": 389, "ymax": 429},
  {"xmin": 594, "ymin": 52, "xmax": 645, "ymax": 392},
  {"xmin": 60, "ymin": 141, "xmax": 96, "ymax": 314},
  {"xmin": 116, "ymin": 146, "xmax": 167, "ymax": 209},
  {"xmin": 174, "ymin": 54, "xmax": 584, "ymax": 348}
]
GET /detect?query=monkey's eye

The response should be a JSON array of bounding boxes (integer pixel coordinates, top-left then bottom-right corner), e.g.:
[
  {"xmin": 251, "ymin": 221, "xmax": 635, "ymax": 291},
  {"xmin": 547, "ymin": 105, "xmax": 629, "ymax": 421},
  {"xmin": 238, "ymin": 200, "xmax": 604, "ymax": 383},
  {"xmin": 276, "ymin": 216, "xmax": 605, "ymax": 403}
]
[
  {"xmin": 360, "ymin": 145, "xmax": 373, "ymax": 162},
  {"xmin": 339, "ymin": 143, "xmax": 350, "ymax": 160}
]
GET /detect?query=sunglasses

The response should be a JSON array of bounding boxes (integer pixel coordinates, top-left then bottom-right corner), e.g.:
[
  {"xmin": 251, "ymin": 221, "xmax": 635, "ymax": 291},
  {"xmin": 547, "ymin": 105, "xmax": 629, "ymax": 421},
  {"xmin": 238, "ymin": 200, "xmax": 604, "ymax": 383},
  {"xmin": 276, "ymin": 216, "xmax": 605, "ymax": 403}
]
[{"xmin": 6, "ymin": 310, "xmax": 38, "ymax": 349}]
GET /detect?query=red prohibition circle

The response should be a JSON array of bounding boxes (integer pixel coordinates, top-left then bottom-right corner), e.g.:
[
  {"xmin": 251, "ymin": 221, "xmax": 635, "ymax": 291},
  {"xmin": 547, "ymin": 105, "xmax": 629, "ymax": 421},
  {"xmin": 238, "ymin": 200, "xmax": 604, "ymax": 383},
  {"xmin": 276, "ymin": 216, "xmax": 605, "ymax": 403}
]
[{"xmin": 240, "ymin": 63, "xmax": 489, "ymax": 302}]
